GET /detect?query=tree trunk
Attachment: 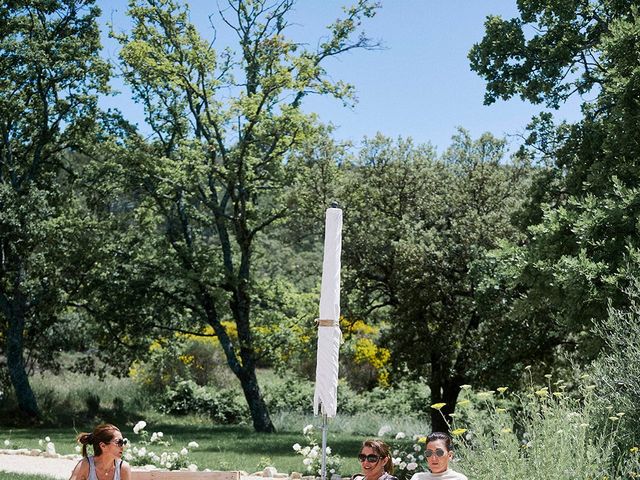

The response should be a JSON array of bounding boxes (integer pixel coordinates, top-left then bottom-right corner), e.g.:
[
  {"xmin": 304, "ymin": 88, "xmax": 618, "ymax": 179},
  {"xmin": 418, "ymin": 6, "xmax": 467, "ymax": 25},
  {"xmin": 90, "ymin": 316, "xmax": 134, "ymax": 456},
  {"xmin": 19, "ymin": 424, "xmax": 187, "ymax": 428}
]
[
  {"xmin": 5, "ymin": 291, "xmax": 39, "ymax": 419},
  {"xmin": 429, "ymin": 356, "xmax": 461, "ymax": 433},
  {"xmin": 201, "ymin": 288, "xmax": 275, "ymax": 432},
  {"xmin": 238, "ymin": 366, "xmax": 275, "ymax": 432}
]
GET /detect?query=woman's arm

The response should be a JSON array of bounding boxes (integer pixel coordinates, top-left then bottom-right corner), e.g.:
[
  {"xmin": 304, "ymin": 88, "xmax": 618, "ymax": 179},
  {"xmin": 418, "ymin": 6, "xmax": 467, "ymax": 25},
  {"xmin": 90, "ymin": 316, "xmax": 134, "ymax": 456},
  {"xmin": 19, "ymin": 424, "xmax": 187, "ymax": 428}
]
[{"xmin": 68, "ymin": 458, "xmax": 89, "ymax": 480}]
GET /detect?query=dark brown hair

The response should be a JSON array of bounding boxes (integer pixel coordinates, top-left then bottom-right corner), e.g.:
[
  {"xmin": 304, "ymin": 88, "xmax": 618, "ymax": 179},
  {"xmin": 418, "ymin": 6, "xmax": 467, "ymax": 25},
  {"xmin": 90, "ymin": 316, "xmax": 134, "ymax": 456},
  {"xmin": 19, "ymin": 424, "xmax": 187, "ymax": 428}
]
[
  {"xmin": 76, "ymin": 423, "xmax": 120, "ymax": 458},
  {"xmin": 360, "ymin": 438, "xmax": 394, "ymax": 474}
]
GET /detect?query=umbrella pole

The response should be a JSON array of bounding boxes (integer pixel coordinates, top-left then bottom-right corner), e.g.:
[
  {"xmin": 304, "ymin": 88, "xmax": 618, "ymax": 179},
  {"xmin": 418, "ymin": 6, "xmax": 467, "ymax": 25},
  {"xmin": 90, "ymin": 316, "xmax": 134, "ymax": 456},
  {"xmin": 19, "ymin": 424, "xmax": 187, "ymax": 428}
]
[{"xmin": 321, "ymin": 413, "xmax": 328, "ymax": 480}]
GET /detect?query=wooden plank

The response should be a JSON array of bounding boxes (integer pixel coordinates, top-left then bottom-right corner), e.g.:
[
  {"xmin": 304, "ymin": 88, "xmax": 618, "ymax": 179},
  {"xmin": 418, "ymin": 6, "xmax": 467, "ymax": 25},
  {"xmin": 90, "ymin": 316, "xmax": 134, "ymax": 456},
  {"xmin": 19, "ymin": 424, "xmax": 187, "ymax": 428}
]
[{"xmin": 131, "ymin": 470, "xmax": 241, "ymax": 480}]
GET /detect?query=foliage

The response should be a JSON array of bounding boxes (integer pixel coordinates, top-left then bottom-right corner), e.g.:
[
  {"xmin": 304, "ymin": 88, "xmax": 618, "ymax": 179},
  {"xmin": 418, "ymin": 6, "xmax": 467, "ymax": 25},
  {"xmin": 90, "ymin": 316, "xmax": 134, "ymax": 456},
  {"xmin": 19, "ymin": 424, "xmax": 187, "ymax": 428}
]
[
  {"xmin": 469, "ymin": 0, "xmax": 640, "ymax": 370},
  {"xmin": 160, "ymin": 381, "xmax": 249, "ymax": 425},
  {"xmin": 98, "ymin": 0, "xmax": 381, "ymax": 432},
  {"xmin": 591, "ymin": 281, "xmax": 640, "ymax": 448},
  {"xmin": 130, "ymin": 334, "xmax": 236, "ymax": 394},
  {"xmin": 292, "ymin": 424, "xmax": 342, "ymax": 476},
  {"xmin": 0, "ymin": 0, "xmax": 109, "ymax": 418},
  {"xmin": 125, "ymin": 420, "xmax": 199, "ymax": 471},
  {"xmin": 337, "ymin": 131, "xmax": 532, "ymax": 430},
  {"xmin": 388, "ymin": 434, "xmax": 426, "ymax": 480},
  {"xmin": 445, "ymin": 377, "xmax": 640, "ymax": 479}
]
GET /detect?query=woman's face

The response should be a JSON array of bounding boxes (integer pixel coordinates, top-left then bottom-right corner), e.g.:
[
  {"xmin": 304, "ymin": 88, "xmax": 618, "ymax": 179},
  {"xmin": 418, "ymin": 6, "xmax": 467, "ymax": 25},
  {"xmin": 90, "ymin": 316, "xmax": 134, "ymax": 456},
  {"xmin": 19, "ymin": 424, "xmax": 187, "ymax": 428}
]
[
  {"xmin": 425, "ymin": 439, "xmax": 452, "ymax": 474},
  {"xmin": 359, "ymin": 445, "xmax": 387, "ymax": 480},
  {"xmin": 100, "ymin": 429, "xmax": 126, "ymax": 458}
]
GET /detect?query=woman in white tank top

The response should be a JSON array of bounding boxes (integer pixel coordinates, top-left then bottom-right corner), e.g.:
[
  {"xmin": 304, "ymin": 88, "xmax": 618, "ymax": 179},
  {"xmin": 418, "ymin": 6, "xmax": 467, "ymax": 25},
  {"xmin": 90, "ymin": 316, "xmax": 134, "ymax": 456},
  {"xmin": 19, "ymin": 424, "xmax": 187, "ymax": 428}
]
[{"xmin": 69, "ymin": 423, "xmax": 132, "ymax": 480}]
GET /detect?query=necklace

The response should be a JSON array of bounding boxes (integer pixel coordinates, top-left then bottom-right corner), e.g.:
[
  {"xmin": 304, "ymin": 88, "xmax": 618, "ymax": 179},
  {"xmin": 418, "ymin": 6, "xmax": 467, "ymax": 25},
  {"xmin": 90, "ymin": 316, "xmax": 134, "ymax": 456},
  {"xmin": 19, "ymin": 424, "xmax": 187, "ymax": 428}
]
[{"xmin": 95, "ymin": 459, "xmax": 114, "ymax": 478}]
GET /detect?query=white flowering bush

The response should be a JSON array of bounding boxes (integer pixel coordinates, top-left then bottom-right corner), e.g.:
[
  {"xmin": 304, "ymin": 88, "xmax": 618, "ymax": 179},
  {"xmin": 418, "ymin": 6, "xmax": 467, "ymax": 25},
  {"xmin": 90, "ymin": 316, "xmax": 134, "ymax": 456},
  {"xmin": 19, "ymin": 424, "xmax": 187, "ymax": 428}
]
[
  {"xmin": 389, "ymin": 433, "xmax": 426, "ymax": 480},
  {"xmin": 293, "ymin": 424, "xmax": 341, "ymax": 476},
  {"xmin": 124, "ymin": 420, "xmax": 198, "ymax": 471},
  {"xmin": 38, "ymin": 436, "xmax": 56, "ymax": 455}
]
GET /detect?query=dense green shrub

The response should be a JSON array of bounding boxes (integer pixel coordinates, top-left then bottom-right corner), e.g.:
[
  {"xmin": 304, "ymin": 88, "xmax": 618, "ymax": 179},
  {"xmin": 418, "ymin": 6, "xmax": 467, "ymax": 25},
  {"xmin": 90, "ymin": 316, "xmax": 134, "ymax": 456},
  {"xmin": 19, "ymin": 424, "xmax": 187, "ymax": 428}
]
[
  {"xmin": 161, "ymin": 380, "xmax": 248, "ymax": 424},
  {"xmin": 591, "ymin": 283, "xmax": 640, "ymax": 447}
]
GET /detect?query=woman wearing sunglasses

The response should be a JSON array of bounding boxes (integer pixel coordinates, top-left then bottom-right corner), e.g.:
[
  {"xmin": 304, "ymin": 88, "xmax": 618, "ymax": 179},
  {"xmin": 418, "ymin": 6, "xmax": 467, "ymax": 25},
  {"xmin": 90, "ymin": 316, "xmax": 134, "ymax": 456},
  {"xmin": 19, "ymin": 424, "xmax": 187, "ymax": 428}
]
[
  {"xmin": 410, "ymin": 432, "xmax": 467, "ymax": 480},
  {"xmin": 352, "ymin": 439, "xmax": 397, "ymax": 480},
  {"xmin": 69, "ymin": 423, "xmax": 131, "ymax": 480}
]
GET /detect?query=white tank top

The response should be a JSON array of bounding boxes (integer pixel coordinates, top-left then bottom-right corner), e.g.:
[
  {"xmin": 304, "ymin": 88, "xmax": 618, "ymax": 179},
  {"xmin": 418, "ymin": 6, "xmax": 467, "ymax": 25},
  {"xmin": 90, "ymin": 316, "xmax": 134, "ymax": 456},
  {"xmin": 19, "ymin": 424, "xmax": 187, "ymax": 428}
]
[{"xmin": 87, "ymin": 456, "xmax": 122, "ymax": 480}]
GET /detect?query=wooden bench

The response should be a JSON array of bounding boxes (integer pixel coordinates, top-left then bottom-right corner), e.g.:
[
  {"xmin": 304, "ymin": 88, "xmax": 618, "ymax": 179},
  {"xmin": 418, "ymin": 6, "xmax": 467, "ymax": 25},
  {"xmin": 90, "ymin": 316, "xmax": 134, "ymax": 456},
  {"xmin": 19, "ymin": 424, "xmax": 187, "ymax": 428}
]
[{"xmin": 132, "ymin": 470, "xmax": 241, "ymax": 480}]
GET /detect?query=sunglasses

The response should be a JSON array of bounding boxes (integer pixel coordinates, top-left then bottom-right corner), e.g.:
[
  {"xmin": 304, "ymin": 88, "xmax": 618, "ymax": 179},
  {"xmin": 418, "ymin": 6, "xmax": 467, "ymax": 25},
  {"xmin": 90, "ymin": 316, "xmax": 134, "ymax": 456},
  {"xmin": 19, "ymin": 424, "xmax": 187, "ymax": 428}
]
[
  {"xmin": 425, "ymin": 448, "xmax": 446, "ymax": 458},
  {"xmin": 358, "ymin": 454, "xmax": 381, "ymax": 463},
  {"xmin": 111, "ymin": 439, "xmax": 128, "ymax": 447}
]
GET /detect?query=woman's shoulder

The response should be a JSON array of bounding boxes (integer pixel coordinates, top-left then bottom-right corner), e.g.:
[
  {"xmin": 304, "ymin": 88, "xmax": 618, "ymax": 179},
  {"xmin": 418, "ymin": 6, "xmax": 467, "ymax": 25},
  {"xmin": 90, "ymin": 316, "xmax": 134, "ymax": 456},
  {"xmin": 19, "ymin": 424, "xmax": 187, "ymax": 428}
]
[
  {"xmin": 69, "ymin": 457, "xmax": 91, "ymax": 480},
  {"xmin": 380, "ymin": 473, "xmax": 399, "ymax": 480}
]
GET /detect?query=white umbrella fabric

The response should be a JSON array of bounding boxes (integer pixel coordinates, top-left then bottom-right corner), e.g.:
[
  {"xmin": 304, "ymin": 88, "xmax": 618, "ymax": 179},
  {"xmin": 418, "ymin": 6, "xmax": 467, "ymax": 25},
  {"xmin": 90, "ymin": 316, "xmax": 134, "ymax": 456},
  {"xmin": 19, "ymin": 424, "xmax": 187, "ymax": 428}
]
[{"xmin": 313, "ymin": 207, "xmax": 343, "ymax": 480}]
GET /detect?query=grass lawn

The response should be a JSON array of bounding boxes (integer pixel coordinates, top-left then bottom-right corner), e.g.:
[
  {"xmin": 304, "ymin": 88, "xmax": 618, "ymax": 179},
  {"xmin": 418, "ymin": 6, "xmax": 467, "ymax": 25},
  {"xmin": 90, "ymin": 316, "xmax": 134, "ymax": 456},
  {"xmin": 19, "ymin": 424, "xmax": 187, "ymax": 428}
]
[
  {"xmin": 0, "ymin": 474, "xmax": 57, "ymax": 480},
  {"xmin": 0, "ymin": 421, "xmax": 364, "ymax": 475}
]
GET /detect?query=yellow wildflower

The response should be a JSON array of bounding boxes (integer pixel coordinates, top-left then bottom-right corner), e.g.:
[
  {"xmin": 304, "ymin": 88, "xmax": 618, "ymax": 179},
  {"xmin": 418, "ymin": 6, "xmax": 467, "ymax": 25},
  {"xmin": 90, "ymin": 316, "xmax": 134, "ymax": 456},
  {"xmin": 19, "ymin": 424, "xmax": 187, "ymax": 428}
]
[
  {"xmin": 451, "ymin": 428, "xmax": 467, "ymax": 436},
  {"xmin": 431, "ymin": 402, "xmax": 446, "ymax": 410}
]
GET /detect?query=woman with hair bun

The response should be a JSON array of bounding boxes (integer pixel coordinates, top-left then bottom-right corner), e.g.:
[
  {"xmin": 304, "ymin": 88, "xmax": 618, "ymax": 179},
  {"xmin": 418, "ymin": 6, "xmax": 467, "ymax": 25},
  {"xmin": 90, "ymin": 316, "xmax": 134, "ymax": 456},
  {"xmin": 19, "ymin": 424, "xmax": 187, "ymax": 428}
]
[
  {"xmin": 69, "ymin": 423, "xmax": 131, "ymax": 480},
  {"xmin": 409, "ymin": 432, "xmax": 468, "ymax": 480}
]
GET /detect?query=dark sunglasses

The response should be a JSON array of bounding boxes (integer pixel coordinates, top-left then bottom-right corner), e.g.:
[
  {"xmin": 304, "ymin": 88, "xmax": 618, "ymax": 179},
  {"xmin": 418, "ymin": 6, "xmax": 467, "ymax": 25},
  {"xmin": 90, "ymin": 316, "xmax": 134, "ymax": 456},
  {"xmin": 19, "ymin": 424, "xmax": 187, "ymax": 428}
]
[
  {"xmin": 425, "ymin": 448, "xmax": 446, "ymax": 458},
  {"xmin": 111, "ymin": 439, "xmax": 128, "ymax": 447},
  {"xmin": 358, "ymin": 454, "xmax": 381, "ymax": 463}
]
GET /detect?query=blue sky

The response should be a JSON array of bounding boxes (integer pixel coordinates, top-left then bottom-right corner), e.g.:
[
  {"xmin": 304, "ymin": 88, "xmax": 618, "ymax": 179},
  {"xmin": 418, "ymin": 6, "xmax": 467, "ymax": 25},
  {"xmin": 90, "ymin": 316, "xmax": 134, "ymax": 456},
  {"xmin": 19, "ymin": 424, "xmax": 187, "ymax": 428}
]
[{"xmin": 98, "ymin": 1, "xmax": 584, "ymax": 154}]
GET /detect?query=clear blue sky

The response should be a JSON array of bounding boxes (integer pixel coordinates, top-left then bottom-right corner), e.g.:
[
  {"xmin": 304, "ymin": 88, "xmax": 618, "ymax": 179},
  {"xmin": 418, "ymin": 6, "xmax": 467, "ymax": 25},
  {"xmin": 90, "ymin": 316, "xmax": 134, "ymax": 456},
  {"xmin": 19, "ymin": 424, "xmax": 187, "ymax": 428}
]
[{"xmin": 98, "ymin": 1, "xmax": 583, "ymax": 154}]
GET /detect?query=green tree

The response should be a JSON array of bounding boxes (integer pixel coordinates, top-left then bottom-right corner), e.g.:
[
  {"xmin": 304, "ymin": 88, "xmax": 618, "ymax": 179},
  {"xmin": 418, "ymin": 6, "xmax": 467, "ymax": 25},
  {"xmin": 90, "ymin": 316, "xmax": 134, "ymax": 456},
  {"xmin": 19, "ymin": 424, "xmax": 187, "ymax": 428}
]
[
  {"xmin": 338, "ymin": 131, "xmax": 531, "ymax": 431},
  {"xmin": 0, "ymin": 0, "xmax": 109, "ymax": 419},
  {"xmin": 107, "ymin": 0, "xmax": 379, "ymax": 432},
  {"xmin": 469, "ymin": 1, "xmax": 640, "ymax": 360}
]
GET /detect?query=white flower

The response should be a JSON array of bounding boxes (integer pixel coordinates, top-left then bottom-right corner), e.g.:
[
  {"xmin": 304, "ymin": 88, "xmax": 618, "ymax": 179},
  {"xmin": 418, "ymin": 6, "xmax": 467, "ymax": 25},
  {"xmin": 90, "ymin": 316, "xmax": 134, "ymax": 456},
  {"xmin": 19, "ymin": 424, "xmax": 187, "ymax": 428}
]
[
  {"xmin": 38, "ymin": 439, "xmax": 43, "ymax": 447},
  {"xmin": 46, "ymin": 442, "xmax": 56, "ymax": 455},
  {"xmin": 407, "ymin": 462, "xmax": 418, "ymax": 471},
  {"xmin": 377, "ymin": 425, "xmax": 392, "ymax": 437},
  {"xmin": 392, "ymin": 457, "xmax": 401, "ymax": 466},
  {"xmin": 303, "ymin": 458, "xmax": 312, "ymax": 466},
  {"xmin": 325, "ymin": 447, "xmax": 332, "ymax": 455},
  {"xmin": 301, "ymin": 446, "xmax": 311, "ymax": 456},
  {"xmin": 303, "ymin": 424, "xmax": 314, "ymax": 435},
  {"xmin": 133, "ymin": 421, "xmax": 147, "ymax": 434},
  {"xmin": 309, "ymin": 449, "xmax": 318, "ymax": 459},
  {"xmin": 138, "ymin": 447, "xmax": 147, "ymax": 457},
  {"xmin": 395, "ymin": 432, "xmax": 406, "ymax": 440},
  {"xmin": 293, "ymin": 443, "xmax": 302, "ymax": 452},
  {"xmin": 399, "ymin": 462, "xmax": 407, "ymax": 470},
  {"xmin": 157, "ymin": 432, "xmax": 164, "ymax": 438},
  {"xmin": 150, "ymin": 433, "xmax": 158, "ymax": 443},
  {"xmin": 418, "ymin": 455, "xmax": 424, "ymax": 461},
  {"xmin": 414, "ymin": 444, "xmax": 421, "ymax": 452},
  {"xmin": 188, "ymin": 441, "xmax": 199, "ymax": 449},
  {"xmin": 392, "ymin": 450, "xmax": 399, "ymax": 456},
  {"xmin": 75, "ymin": 445, "xmax": 81, "ymax": 453},
  {"xmin": 4, "ymin": 440, "xmax": 10, "ymax": 446},
  {"xmin": 188, "ymin": 464, "xmax": 198, "ymax": 472},
  {"xmin": 180, "ymin": 448, "xmax": 188, "ymax": 456},
  {"xmin": 45, "ymin": 437, "xmax": 50, "ymax": 442},
  {"xmin": 124, "ymin": 452, "xmax": 133, "ymax": 461}
]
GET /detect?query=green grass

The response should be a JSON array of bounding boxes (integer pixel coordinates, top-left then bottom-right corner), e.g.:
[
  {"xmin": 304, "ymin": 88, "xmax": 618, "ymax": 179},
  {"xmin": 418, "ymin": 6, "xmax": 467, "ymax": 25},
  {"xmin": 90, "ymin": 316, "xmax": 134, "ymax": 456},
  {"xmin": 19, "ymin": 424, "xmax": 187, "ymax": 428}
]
[
  {"xmin": 0, "ymin": 474, "xmax": 57, "ymax": 480},
  {"xmin": 0, "ymin": 420, "xmax": 366, "ymax": 474}
]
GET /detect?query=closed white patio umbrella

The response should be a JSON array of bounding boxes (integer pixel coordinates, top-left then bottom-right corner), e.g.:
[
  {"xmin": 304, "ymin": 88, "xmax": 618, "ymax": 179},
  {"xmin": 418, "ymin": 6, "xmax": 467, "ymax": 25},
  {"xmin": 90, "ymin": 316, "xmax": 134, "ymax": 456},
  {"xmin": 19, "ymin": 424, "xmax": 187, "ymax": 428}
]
[{"xmin": 313, "ymin": 206, "xmax": 343, "ymax": 480}]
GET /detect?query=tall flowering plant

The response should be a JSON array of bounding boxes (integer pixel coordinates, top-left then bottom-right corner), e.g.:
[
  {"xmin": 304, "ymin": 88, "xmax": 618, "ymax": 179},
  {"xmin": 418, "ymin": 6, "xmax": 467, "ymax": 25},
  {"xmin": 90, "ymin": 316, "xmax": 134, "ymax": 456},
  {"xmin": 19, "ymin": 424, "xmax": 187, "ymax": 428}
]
[{"xmin": 293, "ymin": 424, "xmax": 342, "ymax": 476}]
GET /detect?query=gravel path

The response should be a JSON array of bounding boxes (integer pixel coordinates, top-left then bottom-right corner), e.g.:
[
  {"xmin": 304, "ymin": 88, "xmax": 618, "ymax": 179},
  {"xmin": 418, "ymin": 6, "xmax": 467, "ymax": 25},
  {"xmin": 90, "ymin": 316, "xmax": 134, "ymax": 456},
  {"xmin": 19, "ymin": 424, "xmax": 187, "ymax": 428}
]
[{"xmin": 0, "ymin": 453, "xmax": 77, "ymax": 478}]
